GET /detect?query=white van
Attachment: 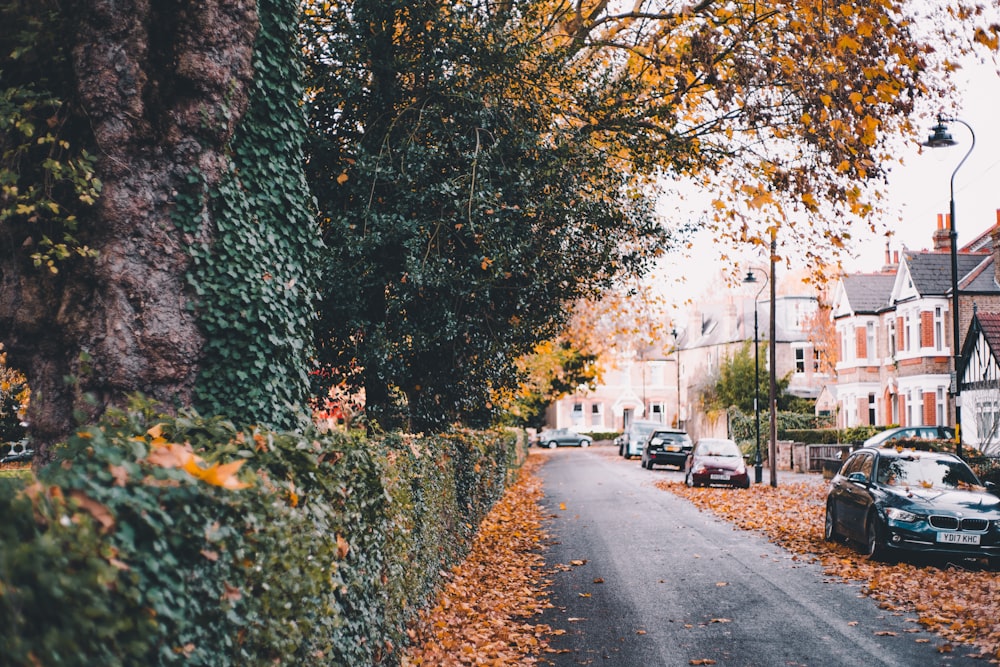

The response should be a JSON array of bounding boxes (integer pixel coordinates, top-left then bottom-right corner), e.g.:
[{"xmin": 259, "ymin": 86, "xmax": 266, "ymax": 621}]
[{"xmin": 619, "ymin": 420, "xmax": 663, "ymax": 459}]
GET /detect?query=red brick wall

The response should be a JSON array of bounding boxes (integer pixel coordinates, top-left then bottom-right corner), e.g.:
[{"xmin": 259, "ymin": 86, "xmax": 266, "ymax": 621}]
[
  {"xmin": 921, "ymin": 311, "xmax": 934, "ymax": 348},
  {"xmin": 923, "ymin": 391, "xmax": 936, "ymax": 426},
  {"xmin": 855, "ymin": 327, "xmax": 866, "ymax": 359},
  {"xmin": 897, "ymin": 316, "xmax": 904, "ymax": 350},
  {"xmin": 857, "ymin": 396, "xmax": 868, "ymax": 426},
  {"xmin": 898, "ymin": 395, "xmax": 906, "ymax": 426}
]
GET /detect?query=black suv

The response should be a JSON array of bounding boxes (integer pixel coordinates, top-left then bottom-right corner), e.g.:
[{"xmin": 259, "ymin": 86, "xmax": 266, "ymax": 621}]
[{"xmin": 641, "ymin": 429, "xmax": 693, "ymax": 470}]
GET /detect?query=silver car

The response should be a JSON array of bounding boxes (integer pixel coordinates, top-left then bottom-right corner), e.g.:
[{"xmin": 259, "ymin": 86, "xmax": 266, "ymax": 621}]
[{"xmin": 537, "ymin": 428, "xmax": 592, "ymax": 449}]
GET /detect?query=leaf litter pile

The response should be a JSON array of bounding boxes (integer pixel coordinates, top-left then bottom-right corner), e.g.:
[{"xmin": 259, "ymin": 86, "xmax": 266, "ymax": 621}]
[
  {"xmin": 402, "ymin": 453, "xmax": 556, "ymax": 665},
  {"xmin": 401, "ymin": 453, "xmax": 1000, "ymax": 664},
  {"xmin": 660, "ymin": 478, "xmax": 1000, "ymax": 662}
]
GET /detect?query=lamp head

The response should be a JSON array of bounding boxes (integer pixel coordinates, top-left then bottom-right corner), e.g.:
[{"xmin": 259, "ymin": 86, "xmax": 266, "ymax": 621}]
[
  {"xmin": 923, "ymin": 115, "xmax": 957, "ymax": 148},
  {"xmin": 742, "ymin": 270, "xmax": 757, "ymax": 284}
]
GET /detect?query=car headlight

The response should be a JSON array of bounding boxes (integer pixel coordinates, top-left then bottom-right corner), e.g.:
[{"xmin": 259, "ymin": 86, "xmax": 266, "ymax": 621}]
[{"xmin": 885, "ymin": 507, "xmax": 920, "ymax": 523}]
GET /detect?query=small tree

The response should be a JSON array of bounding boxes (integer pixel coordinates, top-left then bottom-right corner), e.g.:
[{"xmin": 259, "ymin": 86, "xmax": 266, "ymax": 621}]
[{"xmin": 702, "ymin": 341, "xmax": 791, "ymax": 413}]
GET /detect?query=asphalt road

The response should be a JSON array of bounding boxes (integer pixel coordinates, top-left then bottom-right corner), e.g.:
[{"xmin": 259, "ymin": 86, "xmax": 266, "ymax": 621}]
[{"xmin": 533, "ymin": 444, "xmax": 985, "ymax": 667}]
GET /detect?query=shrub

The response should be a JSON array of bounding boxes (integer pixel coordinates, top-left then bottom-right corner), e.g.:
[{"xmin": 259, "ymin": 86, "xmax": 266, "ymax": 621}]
[{"xmin": 0, "ymin": 398, "xmax": 520, "ymax": 666}]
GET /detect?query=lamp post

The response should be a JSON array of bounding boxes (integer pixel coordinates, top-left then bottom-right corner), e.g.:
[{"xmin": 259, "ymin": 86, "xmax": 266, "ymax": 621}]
[
  {"xmin": 923, "ymin": 114, "xmax": 976, "ymax": 460},
  {"xmin": 742, "ymin": 268, "xmax": 768, "ymax": 484},
  {"xmin": 671, "ymin": 328, "xmax": 681, "ymax": 428}
]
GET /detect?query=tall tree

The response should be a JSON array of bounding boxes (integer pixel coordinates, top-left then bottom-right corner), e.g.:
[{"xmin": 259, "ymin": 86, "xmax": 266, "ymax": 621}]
[
  {"xmin": 0, "ymin": 0, "xmax": 318, "ymax": 459},
  {"xmin": 304, "ymin": 0, "xmax": 666, "ymax": 431},
  {"xmin": 303, "ymin": 0, "xmax": 982, "ymax": 431}
]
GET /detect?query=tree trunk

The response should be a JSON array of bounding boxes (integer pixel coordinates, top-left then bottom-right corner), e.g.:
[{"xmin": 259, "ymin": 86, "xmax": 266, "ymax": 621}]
[{"xmin": 0, "ymin": 0, "xmax": 258, "ymax": 462}]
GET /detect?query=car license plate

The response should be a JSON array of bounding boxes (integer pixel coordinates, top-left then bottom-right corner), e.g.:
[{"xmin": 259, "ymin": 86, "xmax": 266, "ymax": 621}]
[
  {"xmin": 710, "ymin": 474, "xmax": 730, "ymax": 481},
  {"xmin": 937, "ymin": 532, "xmax": 981, "ymax": 545}
]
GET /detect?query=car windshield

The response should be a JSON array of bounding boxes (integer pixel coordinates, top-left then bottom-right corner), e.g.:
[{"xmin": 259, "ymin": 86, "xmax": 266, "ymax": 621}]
[
  {"xmin": 696, "ymin": 440, "xmax": 740, "ymax": 457},
  {"xmin": 876, "ymin": 454, "xmax": 982, "ymax": 490}
]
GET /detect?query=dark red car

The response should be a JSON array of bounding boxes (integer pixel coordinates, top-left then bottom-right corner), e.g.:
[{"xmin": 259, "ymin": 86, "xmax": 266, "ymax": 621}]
[{"xmin": 684, "ymin": 438, "xmax": 750, "ymax": 488}]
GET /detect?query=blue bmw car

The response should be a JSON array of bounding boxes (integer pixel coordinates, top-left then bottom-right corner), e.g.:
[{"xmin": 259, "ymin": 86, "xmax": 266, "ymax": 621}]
[{"xmin": 825, "ymin": 447, "xmax": 1000, "ymax": 564}]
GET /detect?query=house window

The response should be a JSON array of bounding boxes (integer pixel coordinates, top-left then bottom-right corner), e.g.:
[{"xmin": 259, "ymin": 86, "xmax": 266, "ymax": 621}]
[
  {"xmin": 934, "ymin": 307, "xmax": 944, "ymax": 351},
  {"xmin": 937, "ymin": 388, "xmax": 946, "ymax": 426},
  {"xmin": 907, "ymin": 390, "xmax": 917, "ymax": 426},
  {"xmin": 904, "ymin": 312, "xmax": 913, "ymax": 352},
  {"xmin": 572, "ymin": 402, "xmax": 584, "ymax": 426},
  {"xmin": 795, "ymin": 347, "xmax": 805, "ymax": 373},
  {"xmin": 649, "ymin": 402, "xmax": 665, "ymax": 423},
  {"xmin": 813, "ymin": 348, "xmax": 821, "ymax": 373},
  {"xmin": 649, "ymin": 362, "xmax": 665, "ymax": 387},
  {"xmin": 868, "ymin": 393, "xmax": 876, "ymax": 426},
  {"xmin": 591, "ymin": 403, "xmax": 602, "ymax": 427},
  {"xmin": 976, "ymin": 399, "xmax": 1000, "ymax": 447},
  {"xmin": 888, "ymin": 318, "xmax": 896, "ymax": 357},
  {"xmin": 866, "ymin": 322, "xmax": 876, "ymax": 361}
]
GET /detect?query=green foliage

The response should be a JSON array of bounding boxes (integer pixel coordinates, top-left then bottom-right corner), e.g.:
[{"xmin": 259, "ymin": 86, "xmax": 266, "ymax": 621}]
[
  {"xmin": 0, "ymin": 398, "xmax": 520, "ymax": 666},
  {"xmin": 174, "ymin": 0, "xmax": 322, "ymax": 428},
  {"xmin": 702, "ymin": 341, "xmax": 793, "ymax": 413},
  {"xmin": 0, "ymin": 2, "xmax": 100, "ymax": 272},
  {"xmin": 727, "ymin": 406, "xmax": 829, "ymax": 451},
  {"xmin": 506, "ymin": 340, "xmax": 600, "ymax": 428},
  {"xmin": 303, "ymin": 0, "xmax": 668, "ymax": 431}
]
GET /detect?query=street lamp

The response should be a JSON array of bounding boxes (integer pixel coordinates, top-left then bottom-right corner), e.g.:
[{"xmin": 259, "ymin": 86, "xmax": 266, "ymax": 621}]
[
  {"xmin": 671, "ymin": 328, "xmax": 681, "ymax": 428},
  {"xmin": 923, "ymin": 114, "xmax": 976, "ymax": 459},
  {"xmin": 743, "ymin": 268, "xmax": 768, "ymax": 484}
]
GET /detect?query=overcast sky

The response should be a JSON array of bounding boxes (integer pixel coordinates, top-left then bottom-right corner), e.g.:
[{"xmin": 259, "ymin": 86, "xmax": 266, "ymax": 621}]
[{"xmin": 653, "ymin": 56, "xmax": 1000, "ymax": 318}]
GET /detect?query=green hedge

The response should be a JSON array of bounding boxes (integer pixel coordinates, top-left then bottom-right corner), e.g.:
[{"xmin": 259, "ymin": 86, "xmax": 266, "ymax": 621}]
[{"xmin": 0, "ymin": 399, "xmax": 521, "ymax": 666}]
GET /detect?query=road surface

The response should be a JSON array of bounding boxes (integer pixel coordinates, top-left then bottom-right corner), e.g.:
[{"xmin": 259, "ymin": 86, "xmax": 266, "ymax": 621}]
[{"xmin": 533, "ymin": 444, "xmax": 984, "ymax": 666}]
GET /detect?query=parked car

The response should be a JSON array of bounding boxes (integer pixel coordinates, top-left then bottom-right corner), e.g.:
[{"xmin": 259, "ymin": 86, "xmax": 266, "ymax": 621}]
[
  {"xmin": 862, "ymin": 426, "xmax": 955, "ymax": 449},
  {"xmin": 536, "ymin": 428, "xmax": 592, "ymax": 449},
  {"xmin": 684, "ymin": 438, "xmax": 750, "ymax": 488},
  {"xmin": 824, "ymin": 446, "xmax": 1000, "ymax": 563},
  {"xmin": 641, "ymin": 429, "xmax": 693, "ymax": 470},
  {"xmin": 619, "ymin": 420, "xmax": 662, "ymax": 459}
]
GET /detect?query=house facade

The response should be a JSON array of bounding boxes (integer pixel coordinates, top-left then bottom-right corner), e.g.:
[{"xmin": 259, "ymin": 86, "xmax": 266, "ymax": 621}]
[
  {"xmin": 832, "ymin": 211, "xmax": 1000, "ymax": 446},
  {"xmin": 960, "ymin": 311, "xmax": 1000, "ymax": 453},
  {"xmin": 548, "ymin": 273, "xmax": 827, "ymax": 440}
]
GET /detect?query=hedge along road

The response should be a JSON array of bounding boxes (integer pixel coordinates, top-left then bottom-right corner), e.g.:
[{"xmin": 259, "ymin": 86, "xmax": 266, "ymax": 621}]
[{"xmin": 533, "ymin": 444, "xmax": 983, "ymax": 667}]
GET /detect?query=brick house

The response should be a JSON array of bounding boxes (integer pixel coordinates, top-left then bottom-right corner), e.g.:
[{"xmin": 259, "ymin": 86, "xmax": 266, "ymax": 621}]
[
  {"xmin": 832, "ymin": 211, "xmax": 1000, "ymax": 434},
  {"xmin": 960, "ymin": 311, "xmax": 1000, "ymax": 452}
]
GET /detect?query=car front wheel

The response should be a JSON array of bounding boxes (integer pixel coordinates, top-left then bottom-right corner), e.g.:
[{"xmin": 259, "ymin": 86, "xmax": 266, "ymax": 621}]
[
  {"xmin": 580, "ymin": 440, "xmax": 590, "ymax": 448},
  {"xmin": 824, "ymin": 502, "xmax": 839, "ymax": 542},
  {"xmin": 547, "ymin": 440, "xmax": 558, "ymax": 449},
  {"xmin": 865, "ymin": 513, "xmax": 886, "ymax": 561}
]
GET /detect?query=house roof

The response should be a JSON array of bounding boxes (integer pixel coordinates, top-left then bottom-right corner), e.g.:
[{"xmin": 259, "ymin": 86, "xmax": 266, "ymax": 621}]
[
  {"xmin": 903, "ymin": 251, "xmax": 992, "ymax": 297},
  {"xmin": 976, "ymin": 311, "xmax": 1000, "ymax": 351},
  {"xmin": 840, "ymin": 273, "xmax": 895, "ymax": 313}
]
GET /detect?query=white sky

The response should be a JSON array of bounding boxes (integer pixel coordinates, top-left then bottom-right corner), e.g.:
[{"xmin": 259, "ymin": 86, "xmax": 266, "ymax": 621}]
[{"xmin": 653, "ymin": 56, "xmax": 1000, "ymax": 317}]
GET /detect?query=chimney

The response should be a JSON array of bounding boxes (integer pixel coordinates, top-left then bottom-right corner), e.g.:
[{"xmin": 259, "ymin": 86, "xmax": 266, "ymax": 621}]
[
  {"xmin": 881, "ymin": 242, "xmax": 898, "ymax": 273},
  {"xmin": 933, "ymin": 213, "xmax": 951, "ymax": 252}
]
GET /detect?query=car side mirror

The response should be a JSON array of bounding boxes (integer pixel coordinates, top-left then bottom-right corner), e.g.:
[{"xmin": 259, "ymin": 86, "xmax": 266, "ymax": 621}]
[
  {"xmin": 986, "ymin": 481, "xmax": 998, "ymax": 495},
  {"xmin": 847, "ymin": 471, "xmax": 869, "ymax": 485}
]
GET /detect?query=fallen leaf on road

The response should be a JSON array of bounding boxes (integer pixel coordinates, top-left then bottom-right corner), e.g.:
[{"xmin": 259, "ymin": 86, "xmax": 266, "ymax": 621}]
[
  {"xmin": 715, "ymin": 582, "xmax": 728, "ymax": 587},
  {"xmin": 709, "ymin": 618, "xmax": 731, "ymax": 624},
  {"xmin": 567, "ymin": 617, "xmax": 586, "ymax": 622},
  {"xmin": 690, "ymin": 659, "xmax": 717, "ymax": 665},
  {"xmin": 592, "ymin": 578, "xmax": 605, "ymax": 584},
  {"xmin": 570, "ymin": 559, "xmax": 586, "ymax": 566},
  {"xmin": 559, "ymin": 502, "xmax": 567, "ymax": 511},
  {"xmin": 875, "ymin": 631, "xmax": 897, "ymax": 636},
  {"xmin": 847, "ymin": 621, "xmax": 858, "ymax": 626},
  {"xmin": 659, "ymin": 478, "xmax": 1000, "ymax": 657},
  {"xmin": 578, "ymin": 592, "xmax": 591, "ymax": 598},
  {"xmin": 636, "ymin": 629, "xmax": 647, "ymax": 635}
]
